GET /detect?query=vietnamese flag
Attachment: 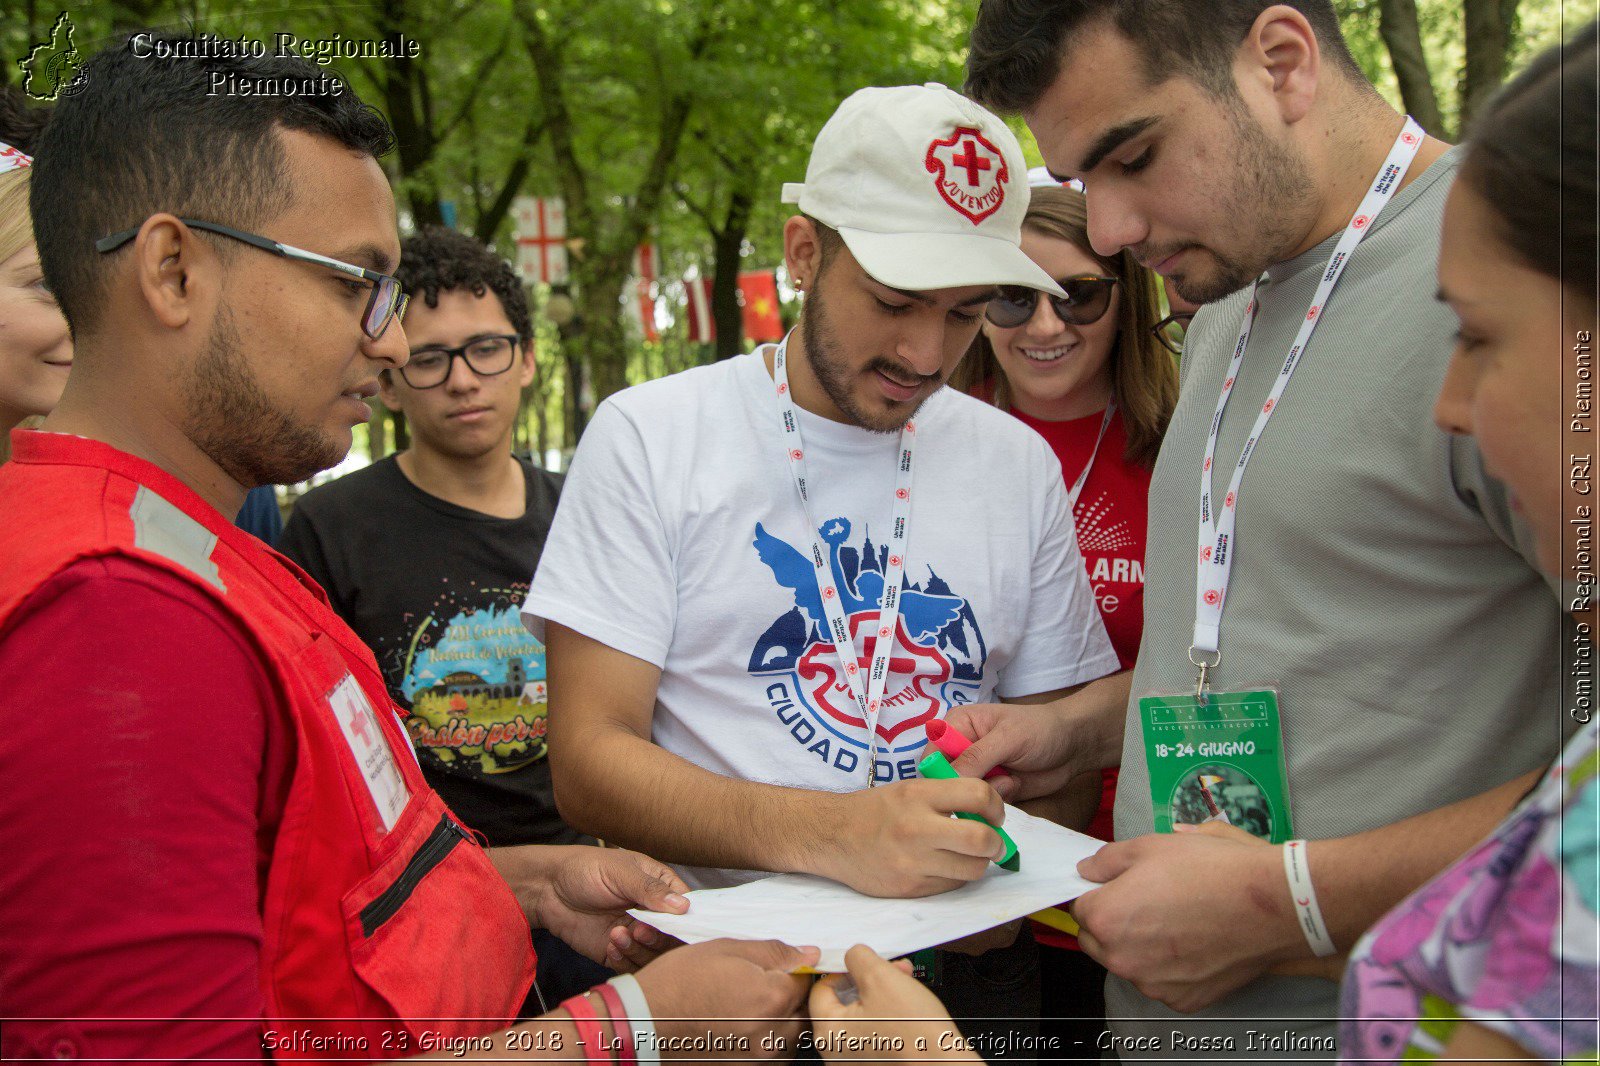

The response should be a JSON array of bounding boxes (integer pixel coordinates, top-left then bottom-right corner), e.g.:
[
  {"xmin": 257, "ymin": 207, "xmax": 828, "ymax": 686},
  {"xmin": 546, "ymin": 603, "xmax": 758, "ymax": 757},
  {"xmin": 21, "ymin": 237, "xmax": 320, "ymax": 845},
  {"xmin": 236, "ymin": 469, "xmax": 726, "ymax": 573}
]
[{"xmin": 738, "ymin": 270, "xmax": 784, "ymax": 341}]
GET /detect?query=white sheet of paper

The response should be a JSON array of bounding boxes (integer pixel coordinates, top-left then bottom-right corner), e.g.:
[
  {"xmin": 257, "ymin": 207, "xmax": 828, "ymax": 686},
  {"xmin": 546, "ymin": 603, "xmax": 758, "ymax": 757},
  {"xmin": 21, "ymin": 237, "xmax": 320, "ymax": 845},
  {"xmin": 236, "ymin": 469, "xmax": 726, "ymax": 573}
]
[{"xmin": 628, "ymin": 805, "xmax": 1105, "ymax": 971}]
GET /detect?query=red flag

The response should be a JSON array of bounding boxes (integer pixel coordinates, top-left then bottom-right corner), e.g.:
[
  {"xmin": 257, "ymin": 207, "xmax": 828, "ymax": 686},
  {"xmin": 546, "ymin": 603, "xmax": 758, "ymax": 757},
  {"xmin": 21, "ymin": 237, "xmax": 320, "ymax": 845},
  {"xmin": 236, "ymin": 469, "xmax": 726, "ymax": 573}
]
[
  {"xmin": 684, "ymin": 276, "xmax": 715, "ymax": 343},
  {"xmin": 738, "ymin": 270, "xmax": 783, "ymax": 342},
  {"xmin": 631, "ymin": 244, "xmax": 659, "ymax": 341}
]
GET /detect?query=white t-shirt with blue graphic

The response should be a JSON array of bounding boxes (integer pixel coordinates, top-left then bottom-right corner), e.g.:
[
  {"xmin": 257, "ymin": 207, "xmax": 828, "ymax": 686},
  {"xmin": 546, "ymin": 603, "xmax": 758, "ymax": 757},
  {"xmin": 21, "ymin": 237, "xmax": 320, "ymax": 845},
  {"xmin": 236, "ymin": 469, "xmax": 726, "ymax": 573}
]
[{"xmin": 523, "ymin": 350, "xmax": 1117, "ymax": 888}]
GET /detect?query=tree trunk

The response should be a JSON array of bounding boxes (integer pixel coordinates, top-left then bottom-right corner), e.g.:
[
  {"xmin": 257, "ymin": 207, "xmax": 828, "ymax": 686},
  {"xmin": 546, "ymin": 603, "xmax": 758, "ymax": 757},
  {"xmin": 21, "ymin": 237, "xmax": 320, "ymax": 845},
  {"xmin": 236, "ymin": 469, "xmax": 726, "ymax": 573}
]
[
  {"xmin": 376, "ymin": 0, "xmax": 444, "ymax": 227},
  {"xmin": 710, "ymin": 186, "xmax": 754, "ymax": 360},
  {"xmin": 571, "ymin": 267, "xmax": 629, "ymax": 413},
  {"xmin": 1461, "ymin": 0, "xmax": 1520, "ymax": 132},
  {"xmin": 1378, "ymin": 0, "xmax": 1447, "ymax": 137}
]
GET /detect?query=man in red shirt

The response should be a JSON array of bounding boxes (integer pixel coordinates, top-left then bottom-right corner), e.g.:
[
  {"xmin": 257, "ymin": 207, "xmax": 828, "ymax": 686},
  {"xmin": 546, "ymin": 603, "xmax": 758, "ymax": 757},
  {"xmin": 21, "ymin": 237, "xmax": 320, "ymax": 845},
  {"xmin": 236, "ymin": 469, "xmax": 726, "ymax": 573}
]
[{"xmin": 0, "ymin": 31, "xmax": 811, "ymax": 1062}]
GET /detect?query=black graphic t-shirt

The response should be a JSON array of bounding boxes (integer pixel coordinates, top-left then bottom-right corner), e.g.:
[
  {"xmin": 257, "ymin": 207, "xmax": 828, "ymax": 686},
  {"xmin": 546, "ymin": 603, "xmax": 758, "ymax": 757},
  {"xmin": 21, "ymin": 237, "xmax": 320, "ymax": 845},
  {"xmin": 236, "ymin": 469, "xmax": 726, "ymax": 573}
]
[{"xmin": 279, "ymin": 456, "xmax": 581, "ymax": 846}]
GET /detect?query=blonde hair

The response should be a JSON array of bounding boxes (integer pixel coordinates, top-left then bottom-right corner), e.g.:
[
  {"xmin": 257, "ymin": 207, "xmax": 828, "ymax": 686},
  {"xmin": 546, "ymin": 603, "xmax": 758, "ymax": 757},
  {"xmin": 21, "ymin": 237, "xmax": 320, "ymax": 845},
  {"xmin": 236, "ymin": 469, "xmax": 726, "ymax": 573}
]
[
  {"xmin": 0, "ymin": 168, "xmax": 31, "ymax": 266},
  {"xmin": 952, "ymin": 185, "xmax": 1178, "ymax": 468},
  {"xmin": 0, "ymin": 168, "xmax": 37, "ymax": 463}
]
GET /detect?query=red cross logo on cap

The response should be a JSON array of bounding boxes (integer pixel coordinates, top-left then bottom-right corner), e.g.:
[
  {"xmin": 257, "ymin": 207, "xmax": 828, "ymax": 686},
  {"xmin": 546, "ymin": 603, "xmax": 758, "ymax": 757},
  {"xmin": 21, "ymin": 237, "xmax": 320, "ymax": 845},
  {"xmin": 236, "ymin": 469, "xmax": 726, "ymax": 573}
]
[
  {"xmin": 1353, "ymin": 215, "xmax": 1370, "ymax": 230},
  {"xmin": 1203, "ymin": 589, "xmax": 1221, "ymax": 606},
  {"xmin": 925, "ymin": 126, "xmax": 1009, "ymax": 225}
]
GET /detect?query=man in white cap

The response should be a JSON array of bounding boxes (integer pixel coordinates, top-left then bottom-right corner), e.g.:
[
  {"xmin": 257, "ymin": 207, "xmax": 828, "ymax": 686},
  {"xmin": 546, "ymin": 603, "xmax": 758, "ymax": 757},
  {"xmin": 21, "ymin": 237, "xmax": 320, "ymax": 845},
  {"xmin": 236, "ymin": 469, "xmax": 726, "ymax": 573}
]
[{"xmin": 521, "ymin": 83, "xmax": 1117, "ymax": 1020}]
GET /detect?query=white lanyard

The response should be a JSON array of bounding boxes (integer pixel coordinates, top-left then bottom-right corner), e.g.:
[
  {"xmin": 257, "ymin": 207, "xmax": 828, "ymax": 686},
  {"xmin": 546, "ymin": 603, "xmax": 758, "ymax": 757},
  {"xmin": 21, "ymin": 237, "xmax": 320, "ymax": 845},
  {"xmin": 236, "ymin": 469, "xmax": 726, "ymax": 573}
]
[
  {"xmin": 771, "ymin": 334, "xmax": 915, "ymax": 785},
  {"xmin": 1192, "ymin": 118, "xmax": 1424, "ymax": 680},
  {"xmin": 1067, "ymin": 400, "xmax": 1116, "ymax": 510}
]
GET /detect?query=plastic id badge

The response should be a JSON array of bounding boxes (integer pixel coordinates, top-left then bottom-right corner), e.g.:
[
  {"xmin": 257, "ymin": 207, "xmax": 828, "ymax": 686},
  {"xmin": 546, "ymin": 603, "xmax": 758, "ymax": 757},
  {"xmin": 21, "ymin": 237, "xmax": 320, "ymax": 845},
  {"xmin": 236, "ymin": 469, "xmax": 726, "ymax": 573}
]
[{"xmin": 1138, "ymin": 688, "xmax": 1293, "ymax": 842}]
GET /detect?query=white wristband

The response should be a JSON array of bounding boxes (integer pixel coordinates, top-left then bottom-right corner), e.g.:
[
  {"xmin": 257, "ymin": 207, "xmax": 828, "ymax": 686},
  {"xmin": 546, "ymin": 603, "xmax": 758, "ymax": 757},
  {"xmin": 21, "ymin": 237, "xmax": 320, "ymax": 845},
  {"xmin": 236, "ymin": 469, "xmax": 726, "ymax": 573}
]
[
  {"xmin": 1282, "ymin": 840, "xmax": 1338, "ymax": 958},
  {"xmin": 608, "ymin": 973, "xmax": 659, "ymax": 1066}
]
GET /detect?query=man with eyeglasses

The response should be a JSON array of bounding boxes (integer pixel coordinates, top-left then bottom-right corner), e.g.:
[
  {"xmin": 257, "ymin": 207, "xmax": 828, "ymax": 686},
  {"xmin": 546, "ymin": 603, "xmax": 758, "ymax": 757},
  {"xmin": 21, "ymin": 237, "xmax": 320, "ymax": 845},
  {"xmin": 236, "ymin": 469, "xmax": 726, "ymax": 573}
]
[
  {"xmin": 0, "ymin": 32, "xmax": 816, "ymax": 1061},
  {"xmin": 280, "ymin": 226, "xmax": 609, "ymax": 1004}
]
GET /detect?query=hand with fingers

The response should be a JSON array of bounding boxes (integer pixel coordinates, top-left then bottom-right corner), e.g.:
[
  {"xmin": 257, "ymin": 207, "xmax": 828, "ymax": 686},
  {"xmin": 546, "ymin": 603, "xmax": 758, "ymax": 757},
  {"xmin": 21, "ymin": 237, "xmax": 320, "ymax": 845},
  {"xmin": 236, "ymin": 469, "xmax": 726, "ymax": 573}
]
[
  {"xmin": 634, "ymin": 938, "xmax": 821, "ymax": 1059},
  {"xmin": 815, "ymin": 777, "xmax": 1011, "ymax": 897},
  {"xmin": 809, "ymin": 944, "xmax": 979, "ymax": 1063},
  {"xmin": 1071, "ymin": 820, "xmax": 1303, "ymax": 1013}
]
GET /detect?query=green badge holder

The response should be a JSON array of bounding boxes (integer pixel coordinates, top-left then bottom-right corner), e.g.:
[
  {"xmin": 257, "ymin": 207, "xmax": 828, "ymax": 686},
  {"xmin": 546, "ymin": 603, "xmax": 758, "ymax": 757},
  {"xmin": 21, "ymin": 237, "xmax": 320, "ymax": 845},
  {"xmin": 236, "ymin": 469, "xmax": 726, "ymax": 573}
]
[{"xmin": 1139, "ymin": 688, "xmax": 1294, "ymax": 842}]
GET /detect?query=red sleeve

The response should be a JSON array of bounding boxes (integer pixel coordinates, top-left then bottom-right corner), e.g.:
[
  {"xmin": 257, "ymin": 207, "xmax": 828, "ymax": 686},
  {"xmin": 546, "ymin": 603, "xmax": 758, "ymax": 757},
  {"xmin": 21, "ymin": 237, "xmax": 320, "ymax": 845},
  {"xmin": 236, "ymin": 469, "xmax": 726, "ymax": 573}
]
[{"xmin": 0, "ymin": 557, "xmax": 286, "ymax": 1064}]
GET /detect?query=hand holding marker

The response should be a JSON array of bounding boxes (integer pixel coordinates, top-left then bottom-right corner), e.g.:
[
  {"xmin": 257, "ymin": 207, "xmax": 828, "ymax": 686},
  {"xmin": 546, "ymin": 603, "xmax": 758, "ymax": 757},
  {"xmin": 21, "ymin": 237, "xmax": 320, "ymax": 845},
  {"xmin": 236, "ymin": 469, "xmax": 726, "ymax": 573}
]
[{"xmin": 916, "ymin": 748, "xmax": 1020, "ymax": 871}]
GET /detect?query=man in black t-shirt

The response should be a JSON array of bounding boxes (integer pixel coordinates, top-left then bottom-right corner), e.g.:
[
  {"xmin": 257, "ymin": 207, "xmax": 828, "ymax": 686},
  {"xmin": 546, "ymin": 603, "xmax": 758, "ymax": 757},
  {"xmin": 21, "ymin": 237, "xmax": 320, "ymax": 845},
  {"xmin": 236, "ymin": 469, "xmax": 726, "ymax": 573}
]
[{"xmin": 280, "ymin": 226, "xmax": 606, "ymax": 1002}]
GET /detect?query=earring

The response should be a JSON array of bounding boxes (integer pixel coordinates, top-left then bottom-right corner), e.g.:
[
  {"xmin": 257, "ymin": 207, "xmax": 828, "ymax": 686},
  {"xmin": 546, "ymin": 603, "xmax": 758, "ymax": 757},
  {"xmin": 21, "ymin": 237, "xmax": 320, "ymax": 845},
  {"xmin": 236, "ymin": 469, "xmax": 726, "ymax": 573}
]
[{"xmin": 795, "ymin": 277, "xmax": 805, "ymax": 291}]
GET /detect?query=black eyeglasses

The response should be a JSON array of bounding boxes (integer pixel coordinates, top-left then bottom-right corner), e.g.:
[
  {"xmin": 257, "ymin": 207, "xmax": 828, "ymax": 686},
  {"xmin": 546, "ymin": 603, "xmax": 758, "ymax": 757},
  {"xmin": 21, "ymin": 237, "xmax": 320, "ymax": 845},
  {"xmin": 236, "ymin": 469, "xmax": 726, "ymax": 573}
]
[
  {"xmin": 984, "ymin": 275, "xmax": 1120, "ymax": 329},
  {"xmin": 1152, "ymin": 312, "xmax": 1194, "ymax": 356},
  {"xmin": 95, "ymin": 217, "xmax": 409, "ymax": 341},
  {"xmin": 400, "ymin": 334, "xmax": 520, "ymax": 389}
]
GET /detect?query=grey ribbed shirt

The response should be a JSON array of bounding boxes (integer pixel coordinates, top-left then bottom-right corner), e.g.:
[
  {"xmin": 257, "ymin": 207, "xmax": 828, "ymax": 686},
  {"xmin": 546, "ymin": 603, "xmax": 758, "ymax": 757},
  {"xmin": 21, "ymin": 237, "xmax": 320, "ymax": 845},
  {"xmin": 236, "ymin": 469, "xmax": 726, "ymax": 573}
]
[{"xmin": 1106, "ymin": 147, "xmax": 1570, "ymax": 1057}]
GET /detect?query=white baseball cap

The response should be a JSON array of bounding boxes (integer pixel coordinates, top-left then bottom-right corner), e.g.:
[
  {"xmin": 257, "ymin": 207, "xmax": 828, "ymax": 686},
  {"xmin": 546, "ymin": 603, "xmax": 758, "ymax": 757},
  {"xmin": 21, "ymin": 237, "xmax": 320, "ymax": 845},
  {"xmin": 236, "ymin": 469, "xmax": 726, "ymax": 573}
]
[{"xmin": 782, "ymin": 83, "xmax": 1065, "ymax": 297}]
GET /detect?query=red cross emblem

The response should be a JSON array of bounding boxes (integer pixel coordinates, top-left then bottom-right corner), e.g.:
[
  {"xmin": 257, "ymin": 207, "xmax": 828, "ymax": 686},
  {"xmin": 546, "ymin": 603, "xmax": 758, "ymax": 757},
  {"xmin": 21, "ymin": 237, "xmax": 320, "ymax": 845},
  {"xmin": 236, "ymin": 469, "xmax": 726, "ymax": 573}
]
[
  {"xmin": 846, "ymin": 662, "xmax": 859, "ymax": 675},
  {"xmin": 1263, "ymin": 398, "xmax": 1275, "ymax": 413},
  {"xmin": 924, "ymin": 126, "xmax": 1009, "ymax": 225},
  {"xmin": 1402, "ymin": 131, "xmax": 1419, "ymax": 146},
  {"xmin": 1307, "ymin": 305, "xmax": 1320, "ymax": 320},
  {"xmin": 777, "ymin": 382, "xmax": 788, "ymax": 394},
  {"xmin": 905, "ymin": 420, "xmax": 916, "ymax": 433},
  {"xmin": 888, "ymin": 555, "xmax": 902, "ymax": 568},
  {"xmin": 1202, "ymin": 546, "xmax": 1213, "ymax": 561},
  {"xmin": 1224, "ymin": 377, "xmax": 1235, "ymax": 389},
  {"xmin": 896, "ymin": 488, "xmax": 909, "ymax": 500},
  {"xmin": 790, "ymin": 449, "xmax": 803, "ymax": 461},
  {"xmin": 1203, "ymin": 457, "xmax": 1212, "ymax": 471},
  {"xmin": 1353, "ymin": 215, "xmax": 1370, "ymax": 230},
  {"xmin": 1203, "ymin": 589, "xmax": 1221, "ymax": 606},
  {"xmin": 879, "ymin": 626, "xmax": 892, "ymax": 639},
  {"xmin": 823, "ymin": 586, "xmax": 837, "ymax": 600},
  {"xmin": 1225, "ymin": 491, "xmax": 1236, "ymax": 508}
]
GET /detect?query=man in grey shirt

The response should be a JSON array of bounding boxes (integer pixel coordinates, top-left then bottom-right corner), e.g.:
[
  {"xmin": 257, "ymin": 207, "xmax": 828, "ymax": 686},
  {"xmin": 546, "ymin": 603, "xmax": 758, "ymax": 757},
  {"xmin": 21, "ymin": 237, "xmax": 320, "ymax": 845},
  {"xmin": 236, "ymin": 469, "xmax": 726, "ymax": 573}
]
[{"xmin": 953, "ymin": 0, "xmax": 1570, "ymax": 1057}]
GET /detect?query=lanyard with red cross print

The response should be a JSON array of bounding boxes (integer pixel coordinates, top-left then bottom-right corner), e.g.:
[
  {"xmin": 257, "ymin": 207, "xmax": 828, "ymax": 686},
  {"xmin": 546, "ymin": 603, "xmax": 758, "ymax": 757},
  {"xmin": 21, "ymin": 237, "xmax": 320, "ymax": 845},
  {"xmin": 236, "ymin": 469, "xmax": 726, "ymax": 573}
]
[
  {"xmin": 1190, "ymin": 116, "xmax": 1424, "ymax": 696},
  {"xmin": 771, "ymin": 333, "xmax": 915, "ymax": 786}
]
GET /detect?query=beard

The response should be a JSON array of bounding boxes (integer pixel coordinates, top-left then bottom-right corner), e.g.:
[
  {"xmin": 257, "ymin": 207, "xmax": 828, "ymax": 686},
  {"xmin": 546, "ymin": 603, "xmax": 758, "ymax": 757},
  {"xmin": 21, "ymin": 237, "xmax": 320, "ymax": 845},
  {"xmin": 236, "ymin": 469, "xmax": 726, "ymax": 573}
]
[
  {"xmin": 1164, "ymin": 104, "xmax": 1316, "ymax": 305},
  {"xmin": 799, "ymin": 279, "xmax": 940, "ymax": 434},
  {"xmin": 184, "ymin": 307, "xmax": 346, "ymax": 488}
]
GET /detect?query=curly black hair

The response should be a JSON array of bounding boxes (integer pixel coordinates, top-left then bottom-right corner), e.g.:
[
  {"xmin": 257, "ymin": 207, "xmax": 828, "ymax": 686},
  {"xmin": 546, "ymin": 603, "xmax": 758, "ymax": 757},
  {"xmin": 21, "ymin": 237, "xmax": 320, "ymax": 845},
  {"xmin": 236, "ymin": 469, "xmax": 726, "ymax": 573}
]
[
  {"xmin": 397, "ymin": 225, "xmax": 532, "ymax": 344},
  {"xmin": 0, "ymin": 86, "xmax": 51, "ymax": 153}
]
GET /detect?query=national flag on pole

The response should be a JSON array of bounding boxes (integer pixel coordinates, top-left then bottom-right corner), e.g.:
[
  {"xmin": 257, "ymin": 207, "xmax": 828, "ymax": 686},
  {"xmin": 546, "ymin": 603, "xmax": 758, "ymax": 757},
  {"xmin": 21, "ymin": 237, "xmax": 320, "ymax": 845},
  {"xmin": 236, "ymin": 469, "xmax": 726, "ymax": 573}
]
[
  {"xmin": 630, "ymin": 243, "xmax": 659, "ymax": 342},
  {"xmin": 512, "ymin": 196, "xmax": 568, "ymax": 284},
  {"xmin": 684, "ymin": 276, "xmax": 715, "ymax": 343},
  {"xmin": 738, "ymin": 270, "xmax": 784, "ymax": 341}
]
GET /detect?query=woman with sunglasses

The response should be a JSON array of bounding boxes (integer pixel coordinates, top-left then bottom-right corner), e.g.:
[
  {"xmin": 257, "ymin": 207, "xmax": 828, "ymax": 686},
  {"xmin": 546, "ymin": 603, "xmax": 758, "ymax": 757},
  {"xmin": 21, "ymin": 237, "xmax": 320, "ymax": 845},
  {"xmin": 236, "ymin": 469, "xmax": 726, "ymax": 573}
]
[{"xmin": 950, "ymin": 182, "xmax": 1176, "ymax": 1048}]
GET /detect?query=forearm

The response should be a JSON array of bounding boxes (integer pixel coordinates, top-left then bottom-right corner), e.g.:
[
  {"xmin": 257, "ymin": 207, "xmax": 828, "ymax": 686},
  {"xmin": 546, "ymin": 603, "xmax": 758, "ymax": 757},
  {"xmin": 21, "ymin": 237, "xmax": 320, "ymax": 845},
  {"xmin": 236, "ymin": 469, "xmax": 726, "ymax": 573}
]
[
  {"xmin": 1310, "ymin": 768, "xmax": 1538, "ymax": 947},
  {"xmin": 555, "ymin": 727, "xmax": 850, "ymax": 878},
  {"xmin": 1040, "ymin": 669, "xmax": 1130, "ymax": 770}
]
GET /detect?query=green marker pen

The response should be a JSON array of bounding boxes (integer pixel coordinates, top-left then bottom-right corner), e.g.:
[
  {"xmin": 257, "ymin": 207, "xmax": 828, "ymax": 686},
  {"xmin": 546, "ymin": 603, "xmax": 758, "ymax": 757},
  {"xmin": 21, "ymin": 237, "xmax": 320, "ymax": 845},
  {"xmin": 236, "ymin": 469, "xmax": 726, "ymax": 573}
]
[{"xmin": 917, "ymin": 750, "xmax": 1020, "ymax": 871}]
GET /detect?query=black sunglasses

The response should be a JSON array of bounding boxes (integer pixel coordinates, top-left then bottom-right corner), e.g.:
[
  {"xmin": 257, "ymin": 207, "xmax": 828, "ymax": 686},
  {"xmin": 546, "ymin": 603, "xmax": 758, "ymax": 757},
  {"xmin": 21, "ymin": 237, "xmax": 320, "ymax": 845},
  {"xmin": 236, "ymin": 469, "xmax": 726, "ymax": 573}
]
[
  {"xmin": 95, "ymin": 217, "xmax": 409, "ymax": 341},
  {"xmin": 984, "ymin": 275, "xmax": 1120, "ymax": 329}
]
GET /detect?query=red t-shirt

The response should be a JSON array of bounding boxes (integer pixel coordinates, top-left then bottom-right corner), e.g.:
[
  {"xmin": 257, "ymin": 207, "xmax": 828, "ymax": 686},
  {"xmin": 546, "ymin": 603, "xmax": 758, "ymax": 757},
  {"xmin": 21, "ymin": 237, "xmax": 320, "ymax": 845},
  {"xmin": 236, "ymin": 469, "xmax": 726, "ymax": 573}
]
[
  {"xmin": 0, "ymin": 556, "xmax": 293, "ymax": 1062},
  {"xmin": 1010, "ymin": 406, "xmax": 1151, "ymax": 952}
]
